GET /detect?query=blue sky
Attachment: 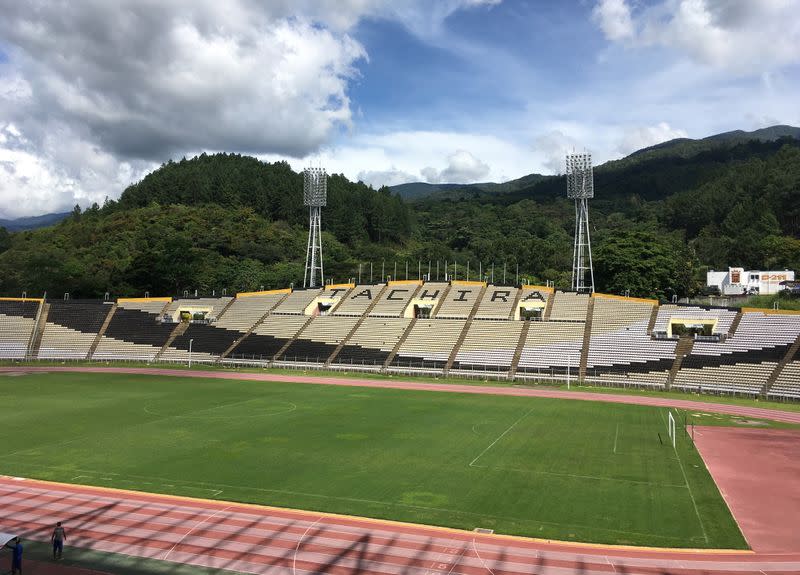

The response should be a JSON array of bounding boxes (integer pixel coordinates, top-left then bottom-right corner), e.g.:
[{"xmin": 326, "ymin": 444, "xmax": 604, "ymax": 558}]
[{"xmin": 0, "ymin": 0, "xmax": 798, "ymax": 216}]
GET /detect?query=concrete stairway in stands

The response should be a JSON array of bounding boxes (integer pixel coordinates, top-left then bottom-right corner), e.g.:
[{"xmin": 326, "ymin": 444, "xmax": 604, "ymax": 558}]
[
  {"xmin": 542, "ymin": 291, "xmax": 555, "ymax": 321},
  {"xmin": 214, "ymin": 297, "xmax": 237, "ymax": 321},
  {"xmin": 88, "ymin": 303, "xmax": 117, "ymax": 359},
  {"xmin": 727, "ymin": 311, "xmax": 743, "ymax": 337},
  {"xmin": 444, "ymin": 285, "xmax": 487, "ymax": 374},
  {"xmin": 383, "ymin": 319, "xmax": 417, "ymax": 370},
  {"xmin": 508, "ymin": 289, "xmax": 524, "ymax": 320},
  {"xmin": 155, "ymin": 322, "xmax": 189, "ymax": 360},
  {"xmin": 218, "ymin": 292, "xmax": 290, "ymax": 361},
  {"xmin": 762, "ymin": 332, "xmax": 800, "ymax": 396},
  {"xmin": 578, "ymin": 297, "xmax": 595, "ymax": 380},
  {"xmin": 429, "ymin": 284, "xmax": 452, "ymax": 318},
  {"xmin": 326, "ymin": 285, "xmax": 389, "ymax": 366},
  {"xmin": 668, "ymin": 335, "xmax": 695, "ymax": 389},
  {"xmin": 646, "ymin": 304, "xmax": 659, "ymax": 335},
  {"xmin": 508, "ymin": 319, "xmax": 532, "ymax": 380},
  {"xmin": 28, "ymin": 302, "xmax": 50, "ymax": 359},
  {"xmin": 273, "ymin": 315, "xmax": 314, "ymax": 361}
]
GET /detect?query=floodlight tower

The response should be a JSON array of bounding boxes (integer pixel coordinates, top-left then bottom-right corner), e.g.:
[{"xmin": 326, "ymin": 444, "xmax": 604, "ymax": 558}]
[
  {"xmin": 303, "ymin": 167, "xmax": 327, "ymax": 288},
  {"xmin": 566, "ymin": 153, "xmax": 595, "ymax": 293}
]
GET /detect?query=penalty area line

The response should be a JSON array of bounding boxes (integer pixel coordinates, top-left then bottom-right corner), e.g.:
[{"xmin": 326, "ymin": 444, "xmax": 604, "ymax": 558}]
[{"xmin": 469, "ymin": 407, "xmax": 533, "ymax": 468}]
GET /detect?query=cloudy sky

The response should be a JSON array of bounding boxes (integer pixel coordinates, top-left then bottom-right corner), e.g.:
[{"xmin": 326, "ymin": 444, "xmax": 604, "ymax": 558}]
[{"xmin": 0, "ymin": 0, "xmax": 798, "ymax": 218}]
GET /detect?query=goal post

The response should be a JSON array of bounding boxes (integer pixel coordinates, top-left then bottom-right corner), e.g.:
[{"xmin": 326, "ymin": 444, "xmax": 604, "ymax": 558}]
[{"xmin": 667, "ymin": 411, "xmax": 676, "ymax": 449}]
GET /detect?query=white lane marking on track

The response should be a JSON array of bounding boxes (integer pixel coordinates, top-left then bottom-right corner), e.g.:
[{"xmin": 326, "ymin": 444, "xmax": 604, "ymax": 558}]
[
  {"xmin": 471, "ymin": 537, "xmax": 498, "ymax": 575},
  {"xmin": 613, "ymin": 423, "xmax": 620, "ymax": 454},
  {"xmin": 293, "ymin": 515, "xmax": 324, "ymax": 575},
  {"xmin": 469, "ymin": 407, "xmax": 533, "ymax": 467},
  {"xmin": 162, "ymin": 505, "xmax": 233, "ymax": 560}
]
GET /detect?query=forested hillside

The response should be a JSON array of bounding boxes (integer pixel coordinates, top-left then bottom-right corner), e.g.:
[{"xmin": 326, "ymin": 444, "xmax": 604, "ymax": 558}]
[{"xmin": 0, "ymin": 135, "xmax": 798, "ymax": 300}]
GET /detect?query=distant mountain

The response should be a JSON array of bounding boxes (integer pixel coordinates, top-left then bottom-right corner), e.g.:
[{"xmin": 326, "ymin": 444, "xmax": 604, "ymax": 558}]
[
  {"xmin": 390, "ymin": 125, "xmax": 800, "ymax": 200},
  {"xmin": 606, "ymin": 125, "xmax": 800, "ymax": 169},
  {"xmin": 390, "ymin": 174, "xmax": 548, "ymax": 200},
  {"xmin": 0, "ymin": 212, "xmax": 70, "ymax": 231}
]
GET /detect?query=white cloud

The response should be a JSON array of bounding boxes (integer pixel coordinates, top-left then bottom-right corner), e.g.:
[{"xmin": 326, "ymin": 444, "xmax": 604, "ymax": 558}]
[
  {"xmin": 356, "ymin": 167, "xmax": 418, "ymax": 188},
  {"xmin": 422, "ymin": 150, "xmax": 490, "ymax": 184},
  {"xmin": 593, "ymin": 0, "xmax": 800, "ymax": 74},
  {"xmin": 532, "ymin": 131, "xmax": 582, "ymax": 175},
  {"xmin": 593, "ymin": 0, "xmax": 634, "ymax": 40},
  {"xmin": 616, "ymin": 122, "xmax": 689, "ymax": 155},
  {"xmin": 0, "ymin": 0, "xmax": 505, "ymax": 218}
]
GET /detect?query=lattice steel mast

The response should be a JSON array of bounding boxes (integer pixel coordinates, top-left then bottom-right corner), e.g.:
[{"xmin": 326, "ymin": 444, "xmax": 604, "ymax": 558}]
[
  {"xmin": 303, "ymin": 167, "xmax": 327, "ymax": 288},
  {"xmin": 566, "ymin": 153, "xmax": 595, "ymax": 293}
]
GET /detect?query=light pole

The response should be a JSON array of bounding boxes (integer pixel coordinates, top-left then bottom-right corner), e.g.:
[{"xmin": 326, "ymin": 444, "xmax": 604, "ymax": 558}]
[{"xmin": 188, "ymin": 338, "xmax": 194, "ymax": 368}]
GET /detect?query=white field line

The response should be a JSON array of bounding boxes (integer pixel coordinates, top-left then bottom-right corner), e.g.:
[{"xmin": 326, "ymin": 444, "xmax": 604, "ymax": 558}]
[
  {"xmin": 613, "ymin": 423, "xmax": 620, "ymax": 455},
  {"xmin": 660, "ymin": 409, "xmax": 709, "ymax": 543},
  {"xmin": 162, "ymin": 505, "xmax": 233, "ymax": 560},
  {"xmin": 469, "ymin": 408, "xmax": 534, "ymax": 467}
]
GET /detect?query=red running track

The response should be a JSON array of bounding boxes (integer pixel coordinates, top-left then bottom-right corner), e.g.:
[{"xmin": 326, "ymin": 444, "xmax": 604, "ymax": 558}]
[
  {"xmin": 2, "ymin": 476, "xmax": 799, "ymax": 575},
  {"xmin": 4, "ymin": 365, "xmax": 800, "ymax": 424}
]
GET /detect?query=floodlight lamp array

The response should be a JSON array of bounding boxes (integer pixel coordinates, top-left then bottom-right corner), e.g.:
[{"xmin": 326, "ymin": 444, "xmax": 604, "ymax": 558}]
[
  {"xmin": 303, "ymin": 167, "xmax": 328, "ymax": 207},
  {"xmin": 566, "ymin": 153, "xmax": 594, "ymax": 199}
]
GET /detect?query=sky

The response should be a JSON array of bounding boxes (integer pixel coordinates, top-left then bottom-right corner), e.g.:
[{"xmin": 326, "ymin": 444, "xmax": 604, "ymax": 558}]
[{"xmin": 0, "ymin": 0, "xmax": 798, "ymax": 218}]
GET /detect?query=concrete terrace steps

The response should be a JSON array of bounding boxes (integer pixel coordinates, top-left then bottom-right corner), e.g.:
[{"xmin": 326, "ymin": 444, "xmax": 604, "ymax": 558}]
[
  {"xmin": 155, "ymin": 322, "xmax": 190, "ymax": 361},
  {"xmin": 762, "ymin": 332, "xmax": 800, "ymax": 396},
  {"xmin": 578, "ymin": 297, "xmax": 595, "ymax": 380},
  {"xmin": 325, "ymin": 284, "xmax": 390, "ymax": 366},
  {"xmin": 509, "ymin": 319, "xmax": 532, "ymax": 380},
  {"xmin": 272, "ymin": 315, "xmax": 314, "ymax": 361},
  {"xmin": 218, "ymin": 292, "xmax": 290, "ymax": 361},
  {"xmin": 444, "ymin": 284, "xmax": 487, "ymax": 374},
  {"xmin": 383, "ymin": 318, "xmax": 418, "ymax": 370},
  {"xmin": 646, "ymin": 304, "xmax": 659, "ymax": 335},
  {"xmin": 668, "ymin": 335, "xmax": 695, "ymax": 390},
  {"xmin": 429, "ymin": 284, "xmax": 452, "ymax": 318},
  {"xmin": 28, "ymin": 301, "xmax": 49, "ymax": 359},
  {"xmin": 542, "ymin": 291, "xmax": 555, "ymax": 321},
  {"xmin": 88, "ymin": 303, "xmax": 117, "ymax": 360},
  {"xmin": 728, "ymin": 310, "xmax": 744, "ymax": 337}
]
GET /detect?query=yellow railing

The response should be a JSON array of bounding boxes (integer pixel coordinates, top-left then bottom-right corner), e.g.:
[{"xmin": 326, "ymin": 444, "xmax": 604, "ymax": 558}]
[
  {"xmin": 236, "ymin": 288, "xmax": 292, "ymax": 298},
  {"xmin": 593, "ymin": 292, "xmax": 658, "ymax": 305}
]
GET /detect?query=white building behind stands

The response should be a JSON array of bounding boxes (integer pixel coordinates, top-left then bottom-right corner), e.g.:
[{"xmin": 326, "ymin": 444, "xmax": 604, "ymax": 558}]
[{"xmin": 707, "ymin": 267, "xmax": 795, "ymax": 295}]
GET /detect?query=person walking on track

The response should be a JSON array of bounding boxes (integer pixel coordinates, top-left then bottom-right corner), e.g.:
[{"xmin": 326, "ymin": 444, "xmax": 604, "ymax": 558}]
[{"xmin": 52, "ymin": 522, "xmax": 67, "ymax": 560}]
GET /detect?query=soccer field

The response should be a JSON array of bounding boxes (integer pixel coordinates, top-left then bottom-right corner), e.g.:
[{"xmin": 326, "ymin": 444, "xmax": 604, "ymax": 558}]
[{"xmin": 0, "ymin": 372, "xmax": 746, "ymax": 548}]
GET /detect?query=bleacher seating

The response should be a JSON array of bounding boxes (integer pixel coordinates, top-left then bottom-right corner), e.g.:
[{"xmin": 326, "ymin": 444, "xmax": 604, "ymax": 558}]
[
  {"xmin": 673, "ymin": 312, "xmax": 800, "ymax": 395},
  {"xmin": 7, "ymin": 284, "xmax": 800, "ymax": 402},
  {"xmin": 474, "ymin": 286, "xmax": 518, "ymax": 320},
  {"xmin": 277, "ymin": 315, "xmax": 359, "ymax": 364},
  {"xmin": 548, "ymin": 291, "xmax": 590, "ymax": 321},
  {"xmin": 584, "ymin": 298, "xmax": 673, "ymax": 388},
  {"xmin": 0, "ymin": 300, "xmax": 40, "ymax": 359},
  {"xmin": 451, "ymin": 319, "xmax": 523, "ymax": 373},
  {"xmin": 334, "ymin": 285, "xmax": 385, "ymax": 316},
  {"xmin": 516, "ymin": 321, "xmax": 584, "ymax": 378},
  {"xmin": 334, "ymin": 317, "xmax": 411, "ymax": 367},
  {"xmin": 93, "ymin": 305, "xmax": 175, "ymax": 361},
  {"xmin": 369, "ymin": 283, "xmax": 419, "ymax": 317},
  {"xmin": 391, "ymin": 319, "xmax": 465, "ymax": 371},
  {"xmin": 271, "ymin": 289, "xmax": 322, "ymax": 314},
  {"xmin": 227, "ymin": 314, "xmax": 309, "ymax": 361},
  {"xmin": 652, "ymin": 304, "xmax": 737, "ymax": 336},
  {"xmin": 213, "ymin": 293, "xmax": 286, "ymax": 332},
  {"xmin": 164, "ymin": 297, "xmax": 232, "ymax": 320},
  {"xmin": 769, "ymin": 361, "xmax": 800, "ymax": 400},
  {"xmin": 39, "ymin": 301, "xmax": 112, "ymax": 359},
  {"xmin": 435, "ymin": 285, "xmax": 482, "ymax": 318}
]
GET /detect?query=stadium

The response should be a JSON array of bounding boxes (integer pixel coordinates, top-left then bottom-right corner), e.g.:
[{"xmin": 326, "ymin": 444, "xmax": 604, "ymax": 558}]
[{"xmin": 1, "ymin": 273, "xmax": 800, "ymax": 574}]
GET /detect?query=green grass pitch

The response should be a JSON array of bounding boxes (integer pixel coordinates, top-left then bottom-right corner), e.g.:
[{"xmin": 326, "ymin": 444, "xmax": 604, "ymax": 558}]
[{"xmin": 0, "ymin": 372, "xmax": 746, "ymax": 548}]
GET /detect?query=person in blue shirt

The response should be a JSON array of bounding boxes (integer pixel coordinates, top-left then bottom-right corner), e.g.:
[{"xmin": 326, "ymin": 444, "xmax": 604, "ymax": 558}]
[{"xmin": 10, "ymin": 537, "xmax": 22, "ymax": 575}]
